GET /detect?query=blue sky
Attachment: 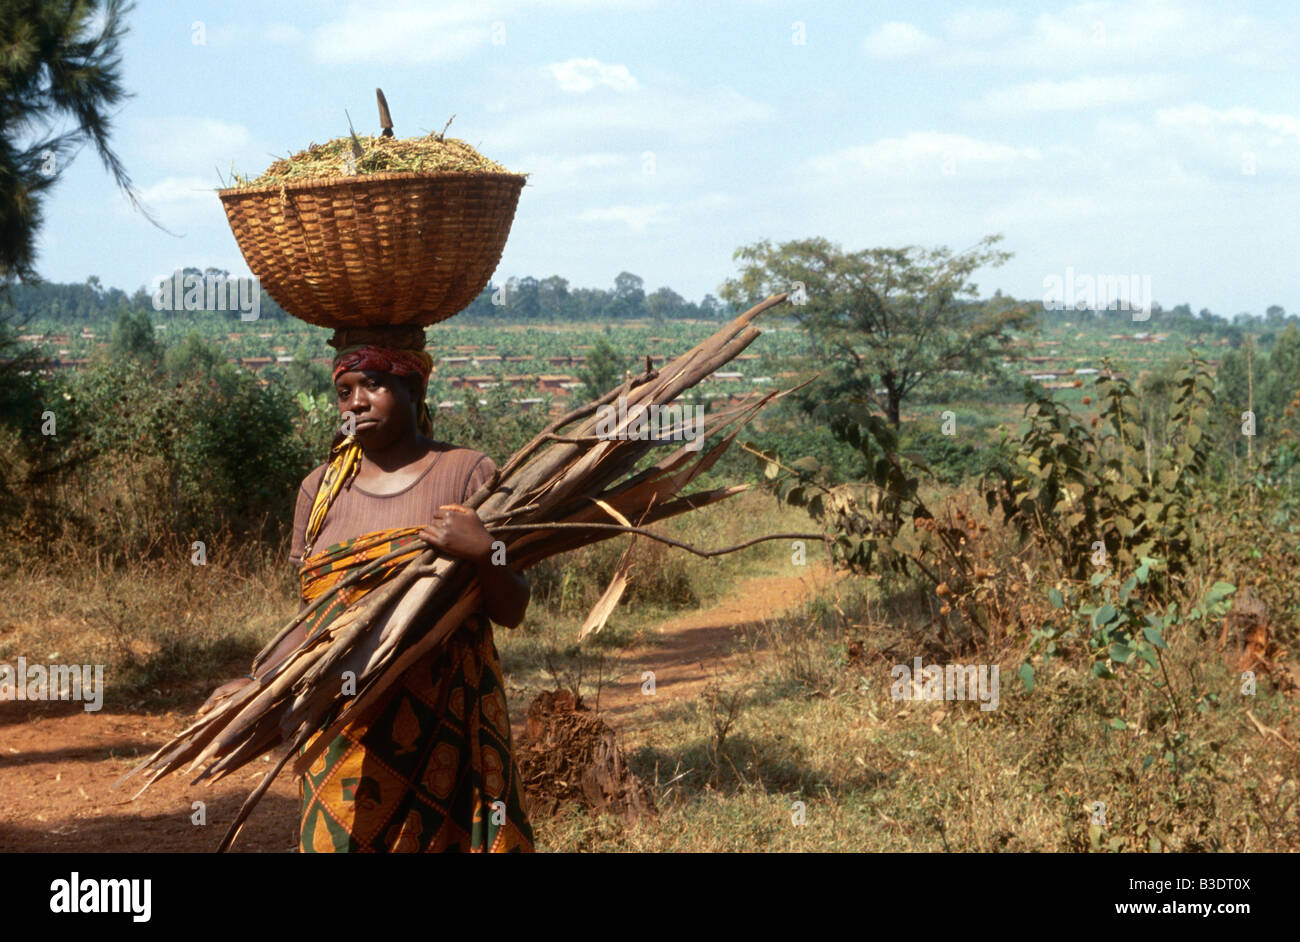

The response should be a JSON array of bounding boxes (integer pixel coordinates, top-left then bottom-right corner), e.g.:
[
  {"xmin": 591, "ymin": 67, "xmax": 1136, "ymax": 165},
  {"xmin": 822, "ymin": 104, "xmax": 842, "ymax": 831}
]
[{"xmin": 32, "ymin": 0, "xmax": 1300, "ymax": 316}]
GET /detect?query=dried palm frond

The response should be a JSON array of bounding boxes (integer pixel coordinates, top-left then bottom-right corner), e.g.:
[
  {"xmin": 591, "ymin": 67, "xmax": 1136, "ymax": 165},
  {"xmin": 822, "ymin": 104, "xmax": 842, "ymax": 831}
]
[{"xmin": 117, "ymin": 293, "xmax": 820, "ymax": 850}]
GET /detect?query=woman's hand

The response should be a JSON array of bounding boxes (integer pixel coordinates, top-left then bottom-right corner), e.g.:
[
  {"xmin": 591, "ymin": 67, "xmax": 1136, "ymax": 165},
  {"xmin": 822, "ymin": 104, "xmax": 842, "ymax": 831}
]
[
  {"xmin": 420, "ymin": 503, "xmax": 530, "ymax": 629},
  {"xmin": 418, "ymin": 504, "xmax": 495, "ymax": 564},
  {"xmin": 197, "ymin": 676, "xmax": 252, "ymax": 717}
]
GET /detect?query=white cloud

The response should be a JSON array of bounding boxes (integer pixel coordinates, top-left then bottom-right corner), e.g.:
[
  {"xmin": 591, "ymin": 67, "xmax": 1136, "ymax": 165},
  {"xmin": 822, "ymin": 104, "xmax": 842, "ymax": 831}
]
[
  {"xmin": 507, "ymin": 152, "xmax": 633, "ymax": 194},
  {"xmin": 569, "ymin": 193, "xmax": 725, "ymax": 232},
  {"xmin": 207, "ymin": 21, "xmax": 304, "ymax": 46},
  {"xmin": 136, "ymin": 176, "xmax": 220, "ymax": 207},
  {"xmin": 687, "ymin": 192, "xmax": 731, "ymax": 211},
  {"xmin": 1152, "ymin": 104, "xmax": 1300, "ymax": 174},
  {"xmin": 1156, "ymin": 103, "xmax": 1300, "ymax": 140},
  {"xmin": 516, "ymin": 152, "xmax": 629, "ymax": 175},
  {"xmin": 985, "ymin": 192, "xmax": 1105, "ymax": 227},
  {"xmin": 311, "ymin": 0, "xmax": 659, "ymax": 65},
  {"xmin": 974, "ymin": 75, "xmax": 1170, "ymax": 116},
  {"xmin": 479, "ymin": 84, "xmax": 773, "ymax": 150},
  {"xmin": 115, "ymin": 176, "xmax": 226, "ymax": 229},
  {"xmin": 577, "ymin": 203, "xmax": 669, "ymax": 232},
  {"xmin": 805, "ymin": 132, "xmax": 1040, "ymax": 179},
  {"xmin": 261, "ymin": 22, "xmax": 304, "ymax": 44},
  {"xmin": 863, "ymin": 1, "xmax": 1294, "ymax": 71},
  {"xmin": 1088, "ymin": 104, "xmax": 1300, "ymax": 179},
  {"xmin": 549, "ymin": 58, "xmax": 639, "ymax": 93},
  {"xmin": 312, "ymin": 1, "xmax": 490, "ymax": 64},
  {"xmin": 862, "ymin": 21, "xmax": 938, "ymax": 59},
  {"xmin": 127, "ymin": 118, "xmax": 252, "ymax": 174},
  {"xmin": 943, "ymin": 8, "xmax": 1019, "ymax": 43}
]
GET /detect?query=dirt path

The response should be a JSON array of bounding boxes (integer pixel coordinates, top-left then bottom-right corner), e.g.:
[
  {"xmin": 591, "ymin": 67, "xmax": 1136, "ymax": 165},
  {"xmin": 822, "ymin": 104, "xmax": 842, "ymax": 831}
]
[
  {"xmin": 0, "ymin": 566, "xmax": 831, "ymax": 852},
  {"xmin": 0, "ymin": 701, "xmax": 302, "ymax": 853},
  {"xmin": 570, "ymin": 564, "xmax": 837, "ymax": 733}
]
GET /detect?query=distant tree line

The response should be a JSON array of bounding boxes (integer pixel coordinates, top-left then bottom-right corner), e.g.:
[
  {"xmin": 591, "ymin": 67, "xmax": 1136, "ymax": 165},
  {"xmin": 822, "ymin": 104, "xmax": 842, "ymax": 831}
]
[
  {"xmin": 461, "ymin": 272, "xmax": 729, "ymax": 322},
  {"xmin": 1, "ymin": 268, "xmax": 730, "ymax": 326},
  {"xmin": 1036, "ymin": 299, "xmax": 1298, "ymax": 349}
]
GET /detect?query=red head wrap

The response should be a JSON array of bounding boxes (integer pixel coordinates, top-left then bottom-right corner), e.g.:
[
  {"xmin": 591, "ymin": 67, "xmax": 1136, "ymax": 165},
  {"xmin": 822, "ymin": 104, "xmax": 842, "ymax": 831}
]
[{"xmin": 331, "ymin": 346, "xmax": 433, "ymax": 384}]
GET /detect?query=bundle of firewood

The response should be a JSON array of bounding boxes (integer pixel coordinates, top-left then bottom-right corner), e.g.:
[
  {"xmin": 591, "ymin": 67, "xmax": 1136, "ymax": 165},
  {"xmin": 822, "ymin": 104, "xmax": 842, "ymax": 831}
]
[{"xmin": 118, "ymin": 293, "xmax": 809, "ymax": 849}]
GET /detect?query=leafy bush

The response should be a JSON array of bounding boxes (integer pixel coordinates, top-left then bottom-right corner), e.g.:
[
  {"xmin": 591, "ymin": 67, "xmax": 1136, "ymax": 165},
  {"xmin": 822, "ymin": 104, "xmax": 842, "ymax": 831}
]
[
  {"xmin": 899, "ymin": 423, "xmax": 1014, "ymax": 484},
  {"xmin": 429, "ymin": 382, "xmax": 546, "ymax": 464},
  {"xmin": 528, "ymin": 533, "xmax": 698, "ymax": 617},
  {"xmin": 33, "ymin": 355, "xmax": 313, "ymax": 554},
  {"xmin": 984, "ymin": 356, "xmax": 1216, "ymax": 580}
]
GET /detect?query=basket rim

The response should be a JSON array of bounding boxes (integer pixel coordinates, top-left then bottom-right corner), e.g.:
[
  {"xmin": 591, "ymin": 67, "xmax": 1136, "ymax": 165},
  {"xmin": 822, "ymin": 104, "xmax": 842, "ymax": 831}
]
[{"xmin": 216, "ymin": 169, "xmax": 529, "ymax": 198}]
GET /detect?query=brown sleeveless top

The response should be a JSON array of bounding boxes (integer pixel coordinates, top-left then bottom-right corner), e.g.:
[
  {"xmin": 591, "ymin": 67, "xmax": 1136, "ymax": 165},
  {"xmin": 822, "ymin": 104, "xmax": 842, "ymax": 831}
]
[{"xmin": 289, "ymin": 442, "xmax": 496, "ymax": 566}]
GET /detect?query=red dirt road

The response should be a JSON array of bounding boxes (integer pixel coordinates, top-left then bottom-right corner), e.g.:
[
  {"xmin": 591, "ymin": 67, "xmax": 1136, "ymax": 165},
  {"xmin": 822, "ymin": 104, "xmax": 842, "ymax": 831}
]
[{"xmin": 1, "ymin": 566, "xmax": 832, "ymax": 852}]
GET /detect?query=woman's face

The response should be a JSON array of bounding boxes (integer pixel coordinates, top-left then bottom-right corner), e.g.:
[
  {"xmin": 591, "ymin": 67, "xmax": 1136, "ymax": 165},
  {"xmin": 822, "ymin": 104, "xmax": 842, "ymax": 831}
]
[{"xmin": 334, "ymin": 369, "xmax": 418, "ymax": 447}]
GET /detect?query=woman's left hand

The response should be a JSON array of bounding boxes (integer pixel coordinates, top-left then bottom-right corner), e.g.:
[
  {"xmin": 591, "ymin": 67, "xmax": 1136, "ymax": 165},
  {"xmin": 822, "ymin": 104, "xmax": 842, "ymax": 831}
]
[{"xmin": 419, "ymin": 504, "xmax": 495, "ymax": 564}]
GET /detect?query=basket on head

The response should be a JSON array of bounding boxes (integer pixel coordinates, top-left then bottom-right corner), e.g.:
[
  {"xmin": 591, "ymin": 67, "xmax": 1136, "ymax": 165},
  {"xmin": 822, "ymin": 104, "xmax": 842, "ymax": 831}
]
[{"xmin": 218, "ymin": 170, "xmax": 526, "ymax": 328}]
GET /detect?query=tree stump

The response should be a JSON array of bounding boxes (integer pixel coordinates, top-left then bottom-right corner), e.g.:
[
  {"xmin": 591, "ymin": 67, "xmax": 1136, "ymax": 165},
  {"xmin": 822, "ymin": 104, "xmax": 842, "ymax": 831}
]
[
  {"xmin": 517, "ymin": 688, "xmax": 657, "ymax": 822},
  {"xmin": 1220, "ymin": 587, "xmax": 1291, "ymax": 689}
]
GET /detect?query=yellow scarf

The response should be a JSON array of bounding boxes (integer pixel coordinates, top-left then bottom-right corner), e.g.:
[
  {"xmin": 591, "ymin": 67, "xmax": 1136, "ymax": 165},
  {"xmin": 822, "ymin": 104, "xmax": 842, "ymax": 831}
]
[{"xmin": 303, "ymin": 435, "xmax": 364, "ymax": 558}]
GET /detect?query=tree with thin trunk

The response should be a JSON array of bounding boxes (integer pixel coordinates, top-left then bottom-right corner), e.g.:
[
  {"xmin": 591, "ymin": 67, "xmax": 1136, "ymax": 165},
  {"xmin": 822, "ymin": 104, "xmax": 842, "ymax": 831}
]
[{"xmin": 720, "ymin": 234, "xmax": 1033, "ymax": 428}]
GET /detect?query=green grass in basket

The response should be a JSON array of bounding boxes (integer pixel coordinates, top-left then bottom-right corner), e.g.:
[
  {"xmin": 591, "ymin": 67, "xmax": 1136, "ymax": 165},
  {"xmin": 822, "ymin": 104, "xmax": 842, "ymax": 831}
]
[{"xmin": 230, "ymin": 133, "xmax": 523, "ymax": 187}]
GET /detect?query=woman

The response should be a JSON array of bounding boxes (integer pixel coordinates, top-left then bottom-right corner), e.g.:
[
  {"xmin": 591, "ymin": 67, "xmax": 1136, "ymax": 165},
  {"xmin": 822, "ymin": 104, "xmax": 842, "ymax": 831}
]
[{"xmin": 202, "ymin": 331, "xmax": 535, "ymax": 853}]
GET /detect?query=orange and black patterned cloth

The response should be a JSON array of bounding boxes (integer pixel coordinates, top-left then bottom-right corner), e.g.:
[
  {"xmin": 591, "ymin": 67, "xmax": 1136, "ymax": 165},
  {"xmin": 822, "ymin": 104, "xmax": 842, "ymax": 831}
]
[{"xmin": 294, "ymin": 525, "xmax": 535, "ymax": 852}]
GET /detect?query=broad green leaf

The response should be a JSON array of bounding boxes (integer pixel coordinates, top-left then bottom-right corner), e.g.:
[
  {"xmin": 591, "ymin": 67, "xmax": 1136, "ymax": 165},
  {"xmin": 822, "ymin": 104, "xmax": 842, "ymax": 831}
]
[
  {"xmin": 1142, "ymin": 626, "xmax": 1167, "ymax": 649},
  {"xmin": 1019, "ymin": 662, "xmax": 1034, "ymax": 693},
  {"xmin": 1109, "ymin": 641, "xmax": 1133, "ymax": 663},
  {"xmin": 1109, "ymin": 717, "xmax": 1128, "ymax": 730},
  {"xmin": 1203, "ymin": 581, "xmax": 1236, "ymax": 608},
  {"xmin": 1048, "ymin": 588, "xmax": 1064, "ymax": 609},
  {"xmin": 1093, "ymin": 604, "xmax": 1117, "ymax": 627}
]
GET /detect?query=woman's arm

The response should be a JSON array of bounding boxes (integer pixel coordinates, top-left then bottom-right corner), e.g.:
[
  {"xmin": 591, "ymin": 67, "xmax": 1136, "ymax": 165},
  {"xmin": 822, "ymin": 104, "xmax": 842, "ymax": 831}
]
[
  {"xmin": 474, "ymin": 556, "xmax": 530, "ymax": 629},
  {"xmin": 197, "ymin": 604, "xmax": 309, "ymax": 715},
  {"xmin": 419, "ymin": 504, "xmax": 530, "ymax": 629},
  {"xmin": 254, "ymin": 616, "xmax": 311, "ymax": 678}
]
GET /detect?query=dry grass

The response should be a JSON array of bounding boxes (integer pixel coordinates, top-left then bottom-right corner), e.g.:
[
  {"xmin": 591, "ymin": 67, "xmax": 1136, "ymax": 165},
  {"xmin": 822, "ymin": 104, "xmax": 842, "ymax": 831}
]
[
  {"xmin": 7, "ymin": 486, "xmax": 1296, "ymax": 851},
  {"xmin": 514, "ymin": 489, "xmax": 1300, "ymax": 853},
  {"xmin": 3, "ymin": 531, "xmax": 298, "ymax": 708},
  {"xmin": 498, "ymin": 490, "xmax": 817, "ymax": 692},
  {"xmin": 528, "ymin": 586, "xmax": 1299, "ymax": 852},
  {"xmin": 231, "ymin": 134, "xmax": 520, "ymax": 187}
]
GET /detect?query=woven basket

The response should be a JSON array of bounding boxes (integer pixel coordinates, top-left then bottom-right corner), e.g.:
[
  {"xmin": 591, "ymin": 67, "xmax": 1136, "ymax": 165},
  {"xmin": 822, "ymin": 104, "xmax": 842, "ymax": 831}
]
[{"xmin": 218, "ymin": 171, "xmax": 526, "ymax": 328}]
